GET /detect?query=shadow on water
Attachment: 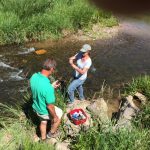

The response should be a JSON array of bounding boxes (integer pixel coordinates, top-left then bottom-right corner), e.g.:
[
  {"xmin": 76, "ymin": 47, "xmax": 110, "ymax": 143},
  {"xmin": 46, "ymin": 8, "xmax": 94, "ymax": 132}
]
[{"xmin": 0, "ymin": 19, "xmax": 150, "ymax": 105}]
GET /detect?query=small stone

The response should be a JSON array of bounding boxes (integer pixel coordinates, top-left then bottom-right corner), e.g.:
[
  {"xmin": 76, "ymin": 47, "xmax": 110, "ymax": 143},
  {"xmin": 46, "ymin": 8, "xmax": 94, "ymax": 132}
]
[
  {"xmin": 55, "ymin": 142, "xmax": 70, "ymax": 150},
  {"xmin": 126, "ymin": 95, "xmax": 140, "ymax": 111},
  {"xmin": 47, "ymin": 138, "xmax": 58, "ymax": 145},
  {"xmin": 134, "ymin": 92, "xmax": 147, "ymax": 104}
]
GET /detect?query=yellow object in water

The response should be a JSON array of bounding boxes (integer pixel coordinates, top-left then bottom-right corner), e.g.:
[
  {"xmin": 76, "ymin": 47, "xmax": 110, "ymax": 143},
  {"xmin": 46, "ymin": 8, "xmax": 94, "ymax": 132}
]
[{"xmin": 35, "ymin": 49, "xmax": 47, "ymax": 55}]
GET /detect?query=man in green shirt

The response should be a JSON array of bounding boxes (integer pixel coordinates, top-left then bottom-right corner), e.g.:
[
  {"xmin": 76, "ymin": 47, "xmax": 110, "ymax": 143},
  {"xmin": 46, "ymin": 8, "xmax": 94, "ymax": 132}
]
[{"xmin": 30, "ymin": 58, "xmax": 63, "ymax": 140}]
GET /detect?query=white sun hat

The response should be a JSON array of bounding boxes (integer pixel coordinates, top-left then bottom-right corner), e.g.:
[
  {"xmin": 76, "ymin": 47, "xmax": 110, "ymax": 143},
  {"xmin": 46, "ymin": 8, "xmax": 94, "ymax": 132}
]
[{"xmin": 80, "ymin": 44, "xmax": 92, "ymax": 52}]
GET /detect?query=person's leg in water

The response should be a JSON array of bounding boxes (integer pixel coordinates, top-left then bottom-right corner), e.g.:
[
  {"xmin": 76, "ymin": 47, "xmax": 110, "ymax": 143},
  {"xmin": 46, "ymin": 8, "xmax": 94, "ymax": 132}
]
[
  {"xmin": 76, "ymin": 79, "xmax": 86, "ymax": 100},
  {"xmin": 68, "ymin": 79, "xmax": 85, "ymax": 103}
]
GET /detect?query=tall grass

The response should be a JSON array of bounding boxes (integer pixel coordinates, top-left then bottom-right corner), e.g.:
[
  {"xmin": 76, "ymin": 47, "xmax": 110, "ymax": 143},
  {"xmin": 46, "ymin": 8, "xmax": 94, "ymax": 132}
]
[
  {"xmin": 124, "ymin": 75, "xmax": 150, "ymax": 99},
  {"xmin": 123, "ymin": 75, "xmax": 150, "ymax": 129},
  {"xmin": 71, "ymin": 126, "xmax": 150, "ymax": 150},
  {"xmin": 0, "ymin": 103, "xmax": 54, "ymax": 150},
  {"xmin": 0, "ymin": 82, "xmax": 67, "ymax": 149},
  {"xmin": 0, "ymin": 0, "xmax": 118, "ymax": 44},
  {"xmin": 133, "ymin": 103, "xmax": 150, "ymax": 129}
]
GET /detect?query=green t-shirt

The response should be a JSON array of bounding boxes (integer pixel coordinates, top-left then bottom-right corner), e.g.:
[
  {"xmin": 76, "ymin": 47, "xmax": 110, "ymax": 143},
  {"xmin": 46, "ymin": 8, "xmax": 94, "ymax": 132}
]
[{"xmin": 30, "ymin": 72, "xmax": 55, "ymax": 115}]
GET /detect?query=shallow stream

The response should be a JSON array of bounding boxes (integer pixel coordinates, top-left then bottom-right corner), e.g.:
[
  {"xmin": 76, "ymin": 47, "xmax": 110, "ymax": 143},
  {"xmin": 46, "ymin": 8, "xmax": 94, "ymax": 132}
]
[{"xmin": 0, "ymin": 19, "xmax": 150, "ymax": 105}]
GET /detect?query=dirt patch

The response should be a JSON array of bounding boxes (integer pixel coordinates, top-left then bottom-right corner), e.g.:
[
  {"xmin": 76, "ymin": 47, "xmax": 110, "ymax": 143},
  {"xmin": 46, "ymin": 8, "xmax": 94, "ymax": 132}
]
[
  {"xmin": 25, "ymin": 23, "xmax": 119, "ymax": 49},
  {"xmin": 70, "ymin": 24, "xmax": 119, "ymax": 41}
]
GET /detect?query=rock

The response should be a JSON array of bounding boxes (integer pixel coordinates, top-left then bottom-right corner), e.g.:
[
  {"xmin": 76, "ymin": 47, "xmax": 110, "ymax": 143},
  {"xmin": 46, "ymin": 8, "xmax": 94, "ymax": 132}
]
[
  {"xmin": 86, "ymin": 98, "xmax": 109, "ymax": 124},
  {"xmin": 114, "ymin": 118, "xmax": 132, "ymax": 130},
  {"xmin": 33, "ymin": 134, "xmax": 40, "ymax": 142},
  {"xmin": 47, "ymin": 138, "xmax": 58, "ymax": 145},
  {"xmin": 55, "ymin": 142, "xmax": 70, "ymax": 150},
  {"xmin": 126, "ymin": 95, "xmax": 140, "ymax": 111},
  {"xmin": 66, "ymin": 100, "xmax": 91, "ymax": 112},
  {"xmin": 114, "ymin": 96, "xmax": 140, "ymax": 130},
  {"xmin": 64, "ymin": 112, "xmax": 93, "ymax": 136},
  {"xmin": 134, "ymin": 92, "xmax": 147, "ymax": 104},
  {"xmin": 63, "ymin": 100, "xmax": 93, "ymax": 135},
  {"xmin": 123, "ymin": 107, "xmax": 136, "ymax": 120}
]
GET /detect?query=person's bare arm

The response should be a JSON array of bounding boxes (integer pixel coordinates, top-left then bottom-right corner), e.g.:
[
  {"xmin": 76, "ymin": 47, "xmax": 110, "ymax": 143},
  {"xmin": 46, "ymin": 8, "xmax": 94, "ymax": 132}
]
[
  {"xmin": 72, "ymin": 64, "xmax": 89, "ymax": 74},
  {"xmin": 47, "ymin": 104, "xmax": 58, "ymax": 123},
  {"xmin": 69, "ymin": 59, "xmax": 89, "ymax": 74}
]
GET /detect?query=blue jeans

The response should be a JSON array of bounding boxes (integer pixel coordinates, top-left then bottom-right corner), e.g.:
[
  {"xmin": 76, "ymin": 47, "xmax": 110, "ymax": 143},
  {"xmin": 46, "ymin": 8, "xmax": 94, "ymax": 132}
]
[{"xmin": 68, "ymin": 78, "xmax": 86, "ymax": 103}]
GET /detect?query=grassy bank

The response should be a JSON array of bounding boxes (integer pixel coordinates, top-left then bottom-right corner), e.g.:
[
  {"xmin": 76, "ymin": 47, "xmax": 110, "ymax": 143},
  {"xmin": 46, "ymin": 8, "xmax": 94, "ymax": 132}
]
[
  {"xmin": 0, "ymin": 0, "xmax": 118, "ymax": 45},
  {"xmin": 1, "ymin": 75, "xmax": 149, "ymax": 149},
  {"xmin": 124, "ymin": 75, "xmax": 150, "ymax": 99},
  {"xmin": 71, "ymin": 75, "xmax": 150, "ymax": 150},
  {"xmin": 0, "ymin": 103, "xmax": 55, "ymax": 150},
  {"xmin": 0, "ymin": 88, "xmax": 66, "ymax": 150},
  {"xmin": 71, "ymin": 127, "xmax": 150, "ymax": 150}
]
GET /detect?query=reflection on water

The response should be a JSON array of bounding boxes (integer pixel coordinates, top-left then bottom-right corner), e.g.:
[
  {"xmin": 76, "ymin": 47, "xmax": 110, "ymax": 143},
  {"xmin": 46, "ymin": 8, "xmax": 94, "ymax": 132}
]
[{"xmin": 0, "ymin": 19, "xmax": 150, "ymax": 104}]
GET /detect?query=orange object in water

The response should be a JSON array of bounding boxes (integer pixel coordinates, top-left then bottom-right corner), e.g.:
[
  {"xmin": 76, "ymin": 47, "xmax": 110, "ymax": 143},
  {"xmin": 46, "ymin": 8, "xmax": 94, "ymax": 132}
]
[{"xmin": 35, "ymin": 49, "xmax": 47, "ymax": 55}]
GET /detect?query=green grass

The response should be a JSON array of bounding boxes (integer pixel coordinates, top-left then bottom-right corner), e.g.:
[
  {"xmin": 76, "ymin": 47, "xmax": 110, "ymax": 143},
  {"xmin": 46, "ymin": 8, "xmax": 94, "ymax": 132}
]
[
  {"xmin": 0, "ymin": 0, "xmax": 118, "ymax": 45},
  {"xmin": 0, "ymin": 103, "xmax": 54, "ymax": 150},
  {"xmin": 124, "ymin": 75, "xmax": 150, "ymax": 99},
  {"xmin": 71, "ymin": 126, "xmax": 150, "ymax": 150},
  {"xmin": 1, "ymin": 75, "xmax": 150, "ymax": 150},
  {"xmin": 133, "ymin": 102, "xmax": 150, "ymax": 129},
  {"xmin": 123, "ymin": 75, "xmax": 150, "ymax": 128},
  {"xmin": 0, "ymin": 82, "xmax": 67, "ymax": 150},
  {"xmin": 71, "ymin": 76, "xmax": 150, "ymax": 150}
]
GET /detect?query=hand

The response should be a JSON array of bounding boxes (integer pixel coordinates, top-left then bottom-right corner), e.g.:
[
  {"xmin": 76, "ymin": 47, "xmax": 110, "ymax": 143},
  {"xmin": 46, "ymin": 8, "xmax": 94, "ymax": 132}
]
[
  {"xmin": 69, "ymin": 59, "xmax": 73, "ymax": 65},
  {"xmin": 52, "ymin": 80, "xmax": 61, "ymax": 88}
]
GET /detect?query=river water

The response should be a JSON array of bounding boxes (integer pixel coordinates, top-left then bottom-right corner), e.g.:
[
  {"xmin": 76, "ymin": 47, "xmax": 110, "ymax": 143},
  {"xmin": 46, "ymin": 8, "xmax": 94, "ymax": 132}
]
[{"xmin": 0, "ymin": 19, "xmax": 150, "ymax": 105}]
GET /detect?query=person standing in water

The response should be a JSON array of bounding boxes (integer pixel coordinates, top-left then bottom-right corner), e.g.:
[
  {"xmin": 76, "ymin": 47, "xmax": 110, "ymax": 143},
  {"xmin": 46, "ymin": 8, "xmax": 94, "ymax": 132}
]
[{"xmin": 67, "ymin": 44, "xmax": 92, "ymax": 105}]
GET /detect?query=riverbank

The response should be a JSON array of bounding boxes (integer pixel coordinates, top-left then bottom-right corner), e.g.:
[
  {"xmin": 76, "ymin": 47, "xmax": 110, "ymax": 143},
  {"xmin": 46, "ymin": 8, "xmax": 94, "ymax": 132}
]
[
  {"xmin": 0, "ymin": 75, "xmax": 150, "ymax": 150},
  {"xmin": 25, "ymin": 21, "xmax": 119, "ymax": 51},
  {"xmin": 0, "ymin": 0, "xmax": 118, "ymax": 45}
]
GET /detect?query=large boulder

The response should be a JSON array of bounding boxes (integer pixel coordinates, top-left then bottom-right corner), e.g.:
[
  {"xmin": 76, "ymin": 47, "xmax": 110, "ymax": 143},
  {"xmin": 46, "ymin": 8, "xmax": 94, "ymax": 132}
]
[
  {"xmin": 86, "ymin": 98, "xmax": 109, "ymax": 124},
  {"xmin": 113, "ymin": 94, "xmax": 144, "ymax": 130}
]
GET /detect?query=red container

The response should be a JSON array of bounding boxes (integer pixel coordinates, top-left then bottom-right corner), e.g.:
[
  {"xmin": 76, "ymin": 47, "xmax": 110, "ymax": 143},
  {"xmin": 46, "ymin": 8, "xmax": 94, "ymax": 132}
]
[{"xmin": 69, "ymin": 108, "xmax": 87, "ymax": 125}]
